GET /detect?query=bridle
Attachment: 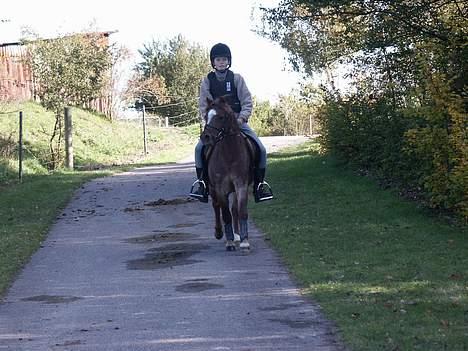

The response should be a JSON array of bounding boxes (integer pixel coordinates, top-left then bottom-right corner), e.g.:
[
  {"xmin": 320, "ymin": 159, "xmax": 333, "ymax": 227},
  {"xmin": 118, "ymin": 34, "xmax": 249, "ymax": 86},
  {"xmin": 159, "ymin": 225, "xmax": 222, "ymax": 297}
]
[{"xmin": 204, "ymin": 109, "xmax": 240, "ymax": 145}]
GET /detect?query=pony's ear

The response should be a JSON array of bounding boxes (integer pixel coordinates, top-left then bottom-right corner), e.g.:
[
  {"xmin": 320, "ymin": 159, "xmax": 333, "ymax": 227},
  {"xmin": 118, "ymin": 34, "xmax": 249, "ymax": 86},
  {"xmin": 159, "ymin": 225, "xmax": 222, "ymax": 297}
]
[{"xmin": 206, "ymin": 97, "xmax": 213, "ymax": 106}]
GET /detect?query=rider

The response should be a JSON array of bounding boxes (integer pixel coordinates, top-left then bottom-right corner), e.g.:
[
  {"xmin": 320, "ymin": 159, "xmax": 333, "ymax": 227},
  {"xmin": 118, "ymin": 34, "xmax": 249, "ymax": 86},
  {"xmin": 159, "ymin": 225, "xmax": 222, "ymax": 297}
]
[{"xmin": 189, "ymin": 43, "xmax": 273, "ymax": 203}]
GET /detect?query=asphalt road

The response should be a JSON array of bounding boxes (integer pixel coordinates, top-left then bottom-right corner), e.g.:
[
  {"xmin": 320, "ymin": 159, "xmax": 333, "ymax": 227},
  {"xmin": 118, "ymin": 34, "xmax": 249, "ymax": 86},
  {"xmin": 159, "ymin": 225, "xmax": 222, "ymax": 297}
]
[{"xmin": 0, "ymin": 136, "xmax": 346, "ymax": 351}]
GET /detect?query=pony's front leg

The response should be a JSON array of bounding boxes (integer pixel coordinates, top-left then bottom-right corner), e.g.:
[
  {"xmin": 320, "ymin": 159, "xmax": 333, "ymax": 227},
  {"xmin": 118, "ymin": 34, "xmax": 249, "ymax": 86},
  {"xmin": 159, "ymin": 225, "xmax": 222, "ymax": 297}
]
[
  {"xmin": 230, "ymin": 193, "xmax": 241, "ymax": 243},
  {"xmin": 237, "ymin": 186, "xmax": 250, "ymax": 250},
  {"xmin": 212, "ymin": 200, "xmax": 223, "ymax": 240},
  {"xmin": 221, "ymin": 199, "xmax": 236, "ymax": 251}
]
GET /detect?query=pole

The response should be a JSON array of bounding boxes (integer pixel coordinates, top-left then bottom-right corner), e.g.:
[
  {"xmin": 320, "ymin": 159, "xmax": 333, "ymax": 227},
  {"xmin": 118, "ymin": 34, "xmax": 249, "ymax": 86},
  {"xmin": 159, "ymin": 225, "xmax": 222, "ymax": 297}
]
[
  {"xmin": 165, "ymin": 117, "xmax": 169, "ymax": 128},
  {"xmin": 64, "ymin": 107, "xmax": 74, "ymax": 169},
  {"xmin": 309, "ymin": 116, "xmax": 313, "ymax": 136},
  {"xmin": 18, "ymin": 111, "xmax": 23, "ymax": 182},
  {"xmin": 142, "ymin": 104, "xmax": 148, "ymax": 155}
]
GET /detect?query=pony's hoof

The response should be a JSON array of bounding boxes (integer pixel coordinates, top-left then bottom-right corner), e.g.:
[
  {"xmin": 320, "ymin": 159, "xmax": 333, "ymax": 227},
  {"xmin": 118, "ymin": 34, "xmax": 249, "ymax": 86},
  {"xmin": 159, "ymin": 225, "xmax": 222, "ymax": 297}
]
[
  {"xmin": 225, "ymin": 240, "xmax": 236, "ymax": 251},
  {"xmin": 233, "ymin": 233, "xmax": 241, "ymax": 242},
  {"xmin": 240, "ymin": 240, "xmax": 250, "ymax": 251},
  {"xmin": 215, "ymin": 231, "xmax": 223, "ymax": 240}
]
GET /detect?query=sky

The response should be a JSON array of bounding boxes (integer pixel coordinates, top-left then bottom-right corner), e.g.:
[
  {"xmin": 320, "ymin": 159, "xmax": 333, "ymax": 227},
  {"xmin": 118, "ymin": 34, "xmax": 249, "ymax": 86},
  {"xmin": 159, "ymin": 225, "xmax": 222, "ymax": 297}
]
[{"xmin": 1, "ymin": 0, "xmax": 303, "ymax": 101}]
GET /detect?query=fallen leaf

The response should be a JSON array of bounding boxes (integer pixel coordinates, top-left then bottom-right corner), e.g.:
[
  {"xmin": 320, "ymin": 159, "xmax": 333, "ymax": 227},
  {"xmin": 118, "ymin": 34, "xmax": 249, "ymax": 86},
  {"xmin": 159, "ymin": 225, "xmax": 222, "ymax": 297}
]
[{"xmin": 449, "ymin": 273, "xmax": 463, "ymax": 280}]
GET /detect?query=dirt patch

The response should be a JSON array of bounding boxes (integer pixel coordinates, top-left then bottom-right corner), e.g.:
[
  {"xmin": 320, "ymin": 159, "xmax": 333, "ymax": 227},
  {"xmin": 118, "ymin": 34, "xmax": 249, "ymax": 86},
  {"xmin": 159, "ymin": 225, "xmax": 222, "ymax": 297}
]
[
  {"xmin": 258, "ymin": 303, "xmax": 303, "ymax": 311},
  {"xmin": 124, "ymin": 232, "xmax": 197, "ymax": 244},
  {"xmin": 184, "ymin": 212, "xmax": 205, "ymax": 216},
  {"xmin": 175, "ymin": 282, "xmax": 224, "ymax": 293},
  {"xmin": 145, "ymin": 198, "xmax": 197, "ymax": 206},
  {"xmin": 123, "ymin": 207, "xmax": 145, "ymax": 212},
  {"xmin": 55, "ymin": 340, "xmax": 83, "ymax": 347},
  {"xmin": 167, "ymin": 222, "xmax": 203, "ymax": 228},
  {"xmin": 126, "ymin": 243, "xmax": 208, "ymax": 270},
  {"xmin": 268, "ymin": 318, "xmax": 319, "ymax": 329},
  {"xmin": 22, "ymin": 295, "xmax": 83, "ymax": 304}
]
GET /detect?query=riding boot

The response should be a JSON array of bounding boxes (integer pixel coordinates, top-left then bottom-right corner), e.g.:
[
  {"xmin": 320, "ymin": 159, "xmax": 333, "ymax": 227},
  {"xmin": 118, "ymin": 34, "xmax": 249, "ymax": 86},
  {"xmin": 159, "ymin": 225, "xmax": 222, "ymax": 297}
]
[
  {"xmin": 253, "ymin": 168, "xmax": 273, "ymax": 203},
  {"xmin": 189, "ymin": 167, "xmax": 209, "ymax": 203}
]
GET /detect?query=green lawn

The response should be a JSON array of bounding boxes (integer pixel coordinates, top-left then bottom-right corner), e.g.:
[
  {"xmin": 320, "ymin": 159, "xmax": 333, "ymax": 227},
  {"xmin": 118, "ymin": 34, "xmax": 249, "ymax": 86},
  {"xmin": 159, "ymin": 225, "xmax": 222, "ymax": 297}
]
[{"xmin": 250, "ymin": 141, "xmax": 467, "ymax": 351}]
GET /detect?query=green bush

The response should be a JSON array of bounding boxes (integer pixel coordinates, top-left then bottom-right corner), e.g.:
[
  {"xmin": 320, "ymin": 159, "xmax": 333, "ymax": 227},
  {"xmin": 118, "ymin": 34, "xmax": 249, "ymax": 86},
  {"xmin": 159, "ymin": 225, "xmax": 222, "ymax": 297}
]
[{"xmin": 317, "ymin": 84, "xmax": 467, "ymax": 221}]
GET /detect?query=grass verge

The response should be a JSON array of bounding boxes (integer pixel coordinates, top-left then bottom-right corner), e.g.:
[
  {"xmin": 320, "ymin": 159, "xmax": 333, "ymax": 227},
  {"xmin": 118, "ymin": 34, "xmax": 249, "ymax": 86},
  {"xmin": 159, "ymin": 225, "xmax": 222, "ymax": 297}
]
[
  {"xmin": 0, "ymin": 102, "xmax": 198, "ymax": 297},
  {"xmin": 250, "ymin": 141, "xmax": 467, "ymax": 351},
  {"xmin": 0, "ymin": 171, "xmax": 110, "ymax": 296}
]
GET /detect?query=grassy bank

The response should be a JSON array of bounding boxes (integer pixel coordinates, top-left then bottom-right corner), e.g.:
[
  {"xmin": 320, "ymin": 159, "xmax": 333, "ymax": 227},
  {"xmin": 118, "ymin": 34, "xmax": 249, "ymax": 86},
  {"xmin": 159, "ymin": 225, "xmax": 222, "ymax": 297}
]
[
  {"xmin": 250, "ymin": 141, "xmax": 467, "ymax": 351},
  {"xmin": 0, "ymin": 101, "xmax": 198, "ymax": 296},
  {"xmin": 0, "ymin": 101, "xmax": 198, "ymax": 183}
]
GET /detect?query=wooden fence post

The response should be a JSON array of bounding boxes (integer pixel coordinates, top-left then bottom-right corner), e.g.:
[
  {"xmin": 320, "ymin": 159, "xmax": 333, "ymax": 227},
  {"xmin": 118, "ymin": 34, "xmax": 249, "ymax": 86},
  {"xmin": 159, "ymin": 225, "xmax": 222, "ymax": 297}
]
[
  {"xmin": 18, "ymin": 111, "xmax": 23, "ymax": 182},
  {"xmin": 64, "ymin": 107, "xmax": 73, "ymax": 169},
  {"xmin": 309, "ymin": 116, "xmax": 313, "ymax": 136},
  {"xmin": 142, "ymin": 104, "xmax": 148, "ymax": 155}
]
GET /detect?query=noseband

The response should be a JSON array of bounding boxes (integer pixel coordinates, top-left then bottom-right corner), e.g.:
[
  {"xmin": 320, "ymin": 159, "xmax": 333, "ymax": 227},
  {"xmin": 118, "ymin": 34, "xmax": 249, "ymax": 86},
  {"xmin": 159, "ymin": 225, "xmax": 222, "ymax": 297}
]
[{"xmin": 204, "ymin": 123, "xmax": 227, "ymax": 143}]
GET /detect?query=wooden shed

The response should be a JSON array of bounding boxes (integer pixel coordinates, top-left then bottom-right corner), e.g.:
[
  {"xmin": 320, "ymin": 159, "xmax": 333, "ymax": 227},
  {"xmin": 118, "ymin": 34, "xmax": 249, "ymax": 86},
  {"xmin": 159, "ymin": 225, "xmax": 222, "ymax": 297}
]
[
  {"xmin": 0, "ymin": 42, "xmax": 35, "ymax": 101},
  {"xmin": 0, "ymin": 31, "xmax": 115, "ymax": 117}
]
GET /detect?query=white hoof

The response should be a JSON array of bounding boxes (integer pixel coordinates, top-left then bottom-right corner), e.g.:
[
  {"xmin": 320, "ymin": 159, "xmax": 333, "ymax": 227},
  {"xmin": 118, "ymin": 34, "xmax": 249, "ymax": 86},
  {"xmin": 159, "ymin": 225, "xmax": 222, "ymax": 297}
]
[
  {"xmin": 233, "ymin": 233, "xmax": 241, "ymax": 242},
  {"xmin": 240, "ymin": 240, "xmax": 250, "ymax": 250}
]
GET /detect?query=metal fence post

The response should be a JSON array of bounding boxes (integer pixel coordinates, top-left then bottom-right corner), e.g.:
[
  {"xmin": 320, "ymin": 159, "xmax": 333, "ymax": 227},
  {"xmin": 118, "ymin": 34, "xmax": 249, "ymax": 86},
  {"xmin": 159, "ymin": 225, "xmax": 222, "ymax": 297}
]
[
  {"xmin": 64, "ymin": 107, "xmax": 74, "ymax": 169},
  {"xmin": 18, "ymin": 111, "xmax": 23, "ymax": 182}
]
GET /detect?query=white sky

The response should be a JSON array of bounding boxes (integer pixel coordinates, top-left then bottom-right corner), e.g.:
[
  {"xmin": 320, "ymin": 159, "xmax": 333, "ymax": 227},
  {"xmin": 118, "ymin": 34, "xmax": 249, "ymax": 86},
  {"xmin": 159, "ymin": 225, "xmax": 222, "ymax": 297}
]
[{"xmin": 1, "ymin": 0, "xmax": 303, "ymax": 101}]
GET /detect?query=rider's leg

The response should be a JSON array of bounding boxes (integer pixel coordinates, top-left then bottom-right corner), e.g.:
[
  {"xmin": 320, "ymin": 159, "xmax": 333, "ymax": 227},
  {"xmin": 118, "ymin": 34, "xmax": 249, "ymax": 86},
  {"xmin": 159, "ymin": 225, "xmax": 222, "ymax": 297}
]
[
  {"xmin": 239, "ymin": 124, "xmax": 273, "ymax": 202},
  {"xmin": 189, "ymin": 140, "xmax": 209, "ymax": 202}
]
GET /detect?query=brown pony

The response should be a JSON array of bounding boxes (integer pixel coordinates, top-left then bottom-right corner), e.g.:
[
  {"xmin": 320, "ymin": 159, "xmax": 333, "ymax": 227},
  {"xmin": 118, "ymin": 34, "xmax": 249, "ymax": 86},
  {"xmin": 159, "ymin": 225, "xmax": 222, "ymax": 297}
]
[{"xmin": 200, "ymin": 97, "xmax": 255, "ymax": 251}]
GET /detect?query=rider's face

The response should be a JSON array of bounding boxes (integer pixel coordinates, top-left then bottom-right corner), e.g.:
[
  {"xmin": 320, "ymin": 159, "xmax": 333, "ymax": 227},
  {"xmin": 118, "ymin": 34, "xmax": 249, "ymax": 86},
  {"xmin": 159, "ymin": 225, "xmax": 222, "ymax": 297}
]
[{"xmin": 213, "ymin": 56, "xmax": 229, "ymax": 71}]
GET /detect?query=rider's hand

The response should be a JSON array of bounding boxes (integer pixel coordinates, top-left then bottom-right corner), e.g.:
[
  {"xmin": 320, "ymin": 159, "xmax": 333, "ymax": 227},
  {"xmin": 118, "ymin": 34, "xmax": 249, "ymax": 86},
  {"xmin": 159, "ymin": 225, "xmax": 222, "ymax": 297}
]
[{"xmin": 237, "ymin": 117, "xmax": 246, "ymax": 126}]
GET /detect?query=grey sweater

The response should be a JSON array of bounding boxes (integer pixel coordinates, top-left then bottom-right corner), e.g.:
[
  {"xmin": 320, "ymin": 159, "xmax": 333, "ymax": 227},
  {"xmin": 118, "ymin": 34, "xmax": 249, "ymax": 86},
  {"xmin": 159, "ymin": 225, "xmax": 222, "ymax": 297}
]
[{"xmin": 199, "ymin": 70, "xmax": 253, "ymax": 122}]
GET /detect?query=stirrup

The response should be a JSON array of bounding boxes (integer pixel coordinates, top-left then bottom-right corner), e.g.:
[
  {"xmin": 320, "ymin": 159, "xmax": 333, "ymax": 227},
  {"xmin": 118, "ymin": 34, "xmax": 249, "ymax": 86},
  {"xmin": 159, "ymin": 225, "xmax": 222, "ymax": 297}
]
[
  {"xmin": 255, "ymin": 181, "xmax": 273, "ymax": 202},
  {"xmin": 189, "ymin": 179, "xmax": 208, "ymax": 202}
]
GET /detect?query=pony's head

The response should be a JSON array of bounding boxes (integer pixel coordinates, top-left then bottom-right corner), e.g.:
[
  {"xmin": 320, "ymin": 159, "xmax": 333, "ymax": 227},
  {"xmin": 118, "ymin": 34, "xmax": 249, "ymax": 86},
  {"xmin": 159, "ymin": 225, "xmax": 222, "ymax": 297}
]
[{"xmin": 201, "ymin": 96, "xmax": 239, "ymax": 146}]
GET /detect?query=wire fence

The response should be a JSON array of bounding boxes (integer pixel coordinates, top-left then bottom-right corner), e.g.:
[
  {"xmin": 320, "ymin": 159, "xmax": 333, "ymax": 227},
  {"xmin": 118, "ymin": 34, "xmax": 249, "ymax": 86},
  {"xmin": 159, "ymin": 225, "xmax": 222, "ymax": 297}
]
[{"xmin": 1, "ymin": 103, "xmax": 201, "ymax": 181}]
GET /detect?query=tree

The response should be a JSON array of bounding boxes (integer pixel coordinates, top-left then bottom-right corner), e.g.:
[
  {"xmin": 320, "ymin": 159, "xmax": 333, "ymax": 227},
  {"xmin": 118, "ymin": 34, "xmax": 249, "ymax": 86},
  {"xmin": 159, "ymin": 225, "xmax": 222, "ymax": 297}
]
[
  {"xmin": 132, "ymin": 35, "xmax": 211, "ymax": 125},
  {"xmin": 257, "ymin": 0, "xmax": 467, "ymax": 217},
  {"xmin": 249, "ymin": 98, "xmax": 273, "ymax": 136},
  {"xmin": 26, "ymin": 32, "xmax": 112, "ymax": 169}
]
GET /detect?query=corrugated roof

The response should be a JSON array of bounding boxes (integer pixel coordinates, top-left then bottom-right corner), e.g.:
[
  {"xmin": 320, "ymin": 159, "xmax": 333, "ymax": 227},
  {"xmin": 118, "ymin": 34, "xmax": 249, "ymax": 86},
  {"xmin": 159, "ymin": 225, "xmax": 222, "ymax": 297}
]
[{"xmin": 0, "ymin": 30, "xmax": 118, "ymax": 47}]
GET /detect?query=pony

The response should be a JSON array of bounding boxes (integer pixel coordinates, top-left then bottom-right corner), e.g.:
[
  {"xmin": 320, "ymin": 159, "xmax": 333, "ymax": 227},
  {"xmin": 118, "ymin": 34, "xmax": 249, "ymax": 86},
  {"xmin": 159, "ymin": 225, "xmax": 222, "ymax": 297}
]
[{"xmin": 200, "ymin": 96, "xmax": 256, "ymax": 251}]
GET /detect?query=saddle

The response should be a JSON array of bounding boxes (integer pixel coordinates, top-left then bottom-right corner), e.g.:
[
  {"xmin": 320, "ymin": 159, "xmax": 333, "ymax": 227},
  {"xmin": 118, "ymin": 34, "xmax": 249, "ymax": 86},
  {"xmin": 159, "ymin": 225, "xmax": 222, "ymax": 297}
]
[{"xmin": 202, "ymin": 132, "xmax": 259, "ymax": 182}]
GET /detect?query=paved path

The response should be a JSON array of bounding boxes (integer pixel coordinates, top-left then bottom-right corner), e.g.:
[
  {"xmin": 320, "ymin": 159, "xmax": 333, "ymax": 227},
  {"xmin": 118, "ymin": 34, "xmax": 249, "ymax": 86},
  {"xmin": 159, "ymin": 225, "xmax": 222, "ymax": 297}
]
[{"xmin": 0, "ymin": 136, "xmax": 346, "ymax": 350}]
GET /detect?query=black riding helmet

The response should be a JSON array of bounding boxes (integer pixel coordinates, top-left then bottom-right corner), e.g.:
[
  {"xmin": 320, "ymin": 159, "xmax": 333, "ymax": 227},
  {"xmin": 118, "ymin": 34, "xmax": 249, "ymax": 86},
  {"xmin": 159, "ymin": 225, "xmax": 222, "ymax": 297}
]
[{"xmin": 210, "ymin": 43, "xmax": 231, "ymax": 69}]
